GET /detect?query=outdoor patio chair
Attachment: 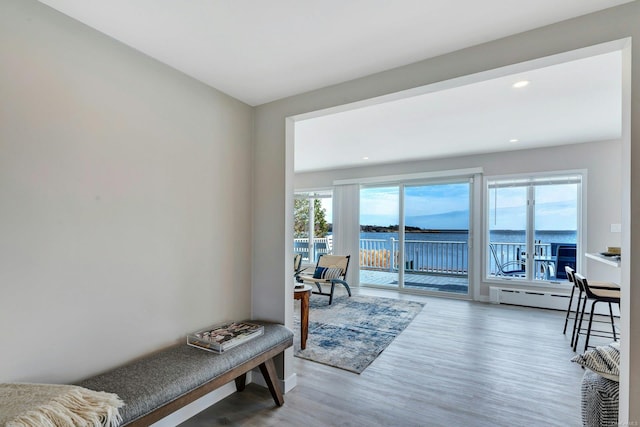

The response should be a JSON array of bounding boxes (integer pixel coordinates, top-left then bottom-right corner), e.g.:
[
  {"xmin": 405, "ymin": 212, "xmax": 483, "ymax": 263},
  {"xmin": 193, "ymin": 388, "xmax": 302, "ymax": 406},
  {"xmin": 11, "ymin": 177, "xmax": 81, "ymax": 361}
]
[
  {"xmin": 555, "ymin": 245, "xmax": 577, "ymax": 280},
  {"xmin": 489, "ymin": 244, "xmax": 526, "ymax": 277},
  {"xmin": 296, "ymin": 254, "xmax": 351, "ymax": 305}
]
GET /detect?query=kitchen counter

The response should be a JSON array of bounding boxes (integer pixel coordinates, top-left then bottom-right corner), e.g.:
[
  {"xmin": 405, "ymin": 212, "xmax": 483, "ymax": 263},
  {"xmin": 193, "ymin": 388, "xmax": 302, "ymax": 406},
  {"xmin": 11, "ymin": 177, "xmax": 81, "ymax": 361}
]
[{"xmin": 585, "ymin": 252, "xmax": 621, "ymax": 268}]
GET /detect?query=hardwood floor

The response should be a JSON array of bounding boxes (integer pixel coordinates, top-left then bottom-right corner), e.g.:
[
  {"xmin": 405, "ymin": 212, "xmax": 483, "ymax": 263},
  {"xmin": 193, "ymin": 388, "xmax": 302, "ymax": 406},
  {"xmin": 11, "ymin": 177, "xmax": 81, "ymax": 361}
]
[{"xmin": 180, "ymin": 288, "xmax": 600, "ymax": 427}]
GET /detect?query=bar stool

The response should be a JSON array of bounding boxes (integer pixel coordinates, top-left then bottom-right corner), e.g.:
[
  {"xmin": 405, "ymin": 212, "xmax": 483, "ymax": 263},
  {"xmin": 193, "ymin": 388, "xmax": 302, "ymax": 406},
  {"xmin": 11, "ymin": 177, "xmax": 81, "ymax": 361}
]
[
  {"xmin": 563, "ymin": 267, "xmax": 620, "ymax": 349},
  {"xmin": 573, "ymin": 273, "xmax": 620, "ymax": 352},
  {"xmin": 563, "ymin": 266, "xmax": 579, "ymax": 336}
]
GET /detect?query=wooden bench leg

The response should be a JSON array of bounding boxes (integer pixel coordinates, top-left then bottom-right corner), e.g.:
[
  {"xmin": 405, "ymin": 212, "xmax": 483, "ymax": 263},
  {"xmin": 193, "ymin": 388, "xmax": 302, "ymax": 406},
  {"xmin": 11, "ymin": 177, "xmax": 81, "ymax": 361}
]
[
  {"xmin": 259, "ymin": 358, "xmax": 284, "ymax": 406},
  {"xmin": 235, "ymin": 373, "xmax": 247, "ymax": 392}
]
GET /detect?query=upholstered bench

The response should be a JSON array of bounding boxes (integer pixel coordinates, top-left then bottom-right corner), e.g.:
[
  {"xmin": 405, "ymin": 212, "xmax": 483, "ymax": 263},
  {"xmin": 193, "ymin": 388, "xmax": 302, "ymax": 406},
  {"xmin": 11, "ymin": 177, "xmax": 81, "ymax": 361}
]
[{"xmin": 76, "ymin": 321, "xmax": 293, "ymax": 426}]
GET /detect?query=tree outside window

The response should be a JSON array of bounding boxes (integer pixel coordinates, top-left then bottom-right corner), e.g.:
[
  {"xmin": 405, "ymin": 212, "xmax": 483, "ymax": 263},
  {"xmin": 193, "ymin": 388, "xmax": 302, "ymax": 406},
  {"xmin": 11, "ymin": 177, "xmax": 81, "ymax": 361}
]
[{"xmin": 294, "ymin": 192, "xmax": 332, "ymax": 261}]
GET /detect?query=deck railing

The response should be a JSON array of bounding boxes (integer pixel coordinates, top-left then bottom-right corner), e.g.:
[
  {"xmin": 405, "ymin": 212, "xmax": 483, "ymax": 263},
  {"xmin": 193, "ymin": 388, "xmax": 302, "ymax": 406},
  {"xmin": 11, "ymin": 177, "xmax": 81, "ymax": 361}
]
[
  {"xmin": 297, "ymin": 237, "xmax": 557, "ymax": 278},
  {"xmin": 294, "ymin": 236, "xmax": 333, "ymax": 262},
  {"xmin": 359, "ymin": 238, "xmax": 469, "ymax": 276},
  {"xmin": 359, "ymin": 239, "xmax": 390, "ymax": 269},
  {"xmin": 488, "ymin": 242, "xmax": 551, "ymax": 276}
]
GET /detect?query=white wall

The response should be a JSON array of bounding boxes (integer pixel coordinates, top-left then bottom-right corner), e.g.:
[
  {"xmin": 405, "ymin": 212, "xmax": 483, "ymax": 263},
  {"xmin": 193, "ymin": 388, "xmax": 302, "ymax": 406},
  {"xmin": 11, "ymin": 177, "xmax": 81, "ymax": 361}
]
[
  {"xmin": 0, "ymin": 0, "xmax": 253, "ymax": 383},
  {"xmin": 253, "ymin": 3, "xmax": 640, "ymax": 422},
  {"xmin": 295, "ymin": 139, "xmax": 623, "ymax": 295}
]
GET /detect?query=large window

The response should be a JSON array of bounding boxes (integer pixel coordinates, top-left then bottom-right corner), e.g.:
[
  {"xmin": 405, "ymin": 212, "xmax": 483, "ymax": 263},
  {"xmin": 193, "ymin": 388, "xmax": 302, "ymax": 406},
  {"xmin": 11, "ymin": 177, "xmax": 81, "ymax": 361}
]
[
  {"xmin": 486, "ymin": 174, "xmax": 581, "ymax": 283},
  {"xmin": 294, "ymin": 190, "xmax": 332, "ymax": 263}
]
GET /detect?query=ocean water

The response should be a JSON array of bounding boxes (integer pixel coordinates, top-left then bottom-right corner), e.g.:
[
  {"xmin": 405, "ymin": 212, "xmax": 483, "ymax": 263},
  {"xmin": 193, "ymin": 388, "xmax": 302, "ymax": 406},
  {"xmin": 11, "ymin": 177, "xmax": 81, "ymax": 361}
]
[
  {"xmin": 360, "ymin": 230, "xmax": 577, "ymax": 244},
  {"xmin": 359, "ymin": 230, "xmax": 577, "ymax": 272}
]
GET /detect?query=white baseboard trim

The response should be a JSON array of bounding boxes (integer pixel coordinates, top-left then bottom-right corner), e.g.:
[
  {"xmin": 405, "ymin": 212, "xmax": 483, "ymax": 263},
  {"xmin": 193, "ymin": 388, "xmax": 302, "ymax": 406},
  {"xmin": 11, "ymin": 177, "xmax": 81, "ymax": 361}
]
[
  {"xmin": 476, "ymin": 295, "xmax": 490, "ymax": 303},
  {"xmin": 488, "ymin": 286, "xmax": 620, "ymax": 316},
  {"xmin": 489, "ymin": 286, "xmax": 570, "ymax": 310},
  {"xmin": 283, "ymin": 372, "xmax": 297, "ymax": 393},
  {"xmin": 251, "ymin": 368, "xmax": 297, "ymax": 394},
  {"xmin": 150, "ymin": 368, "xmax": 298, "ymax": 426},
  {"xmin": 150, "ymin": 380, "xmax": 238, "ymax": 427}
]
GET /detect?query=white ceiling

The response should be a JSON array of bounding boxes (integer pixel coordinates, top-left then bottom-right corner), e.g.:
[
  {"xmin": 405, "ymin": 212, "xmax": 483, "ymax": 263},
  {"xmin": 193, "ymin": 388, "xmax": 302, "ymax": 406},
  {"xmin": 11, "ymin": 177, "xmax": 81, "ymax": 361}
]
[
  {"xmin": 37, "ymin": 0, "xmax": 626, "ymax": 172},
  {"xmin": 295, "ymin": 51, "xmax": 622, "ymax": 172},
  {"xmin": 38, "ymin": 0, "xmax": 631, "ymax": 106}
]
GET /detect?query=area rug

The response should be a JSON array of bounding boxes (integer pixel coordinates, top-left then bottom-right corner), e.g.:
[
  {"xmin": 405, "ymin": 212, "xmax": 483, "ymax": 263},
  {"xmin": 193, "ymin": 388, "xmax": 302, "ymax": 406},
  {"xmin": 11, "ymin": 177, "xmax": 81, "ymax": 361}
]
[{"xmin": 293, "ymin": 294, "xmax": 425, "ymax": 373}]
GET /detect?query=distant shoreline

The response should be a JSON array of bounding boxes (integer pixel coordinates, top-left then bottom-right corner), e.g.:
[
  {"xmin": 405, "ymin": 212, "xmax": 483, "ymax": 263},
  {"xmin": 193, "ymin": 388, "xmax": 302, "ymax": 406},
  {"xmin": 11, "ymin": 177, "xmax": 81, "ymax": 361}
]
[
  {"xmin": 359, "ymin": 226, "xmax": 575, "ymax": 234},
  {"xmin": 360, "ymin": 225, "xmax": 466, "ymax": 233},
  {"xmin": 363, "ymin": 229, "xmax": 468, "ymax": 233}
]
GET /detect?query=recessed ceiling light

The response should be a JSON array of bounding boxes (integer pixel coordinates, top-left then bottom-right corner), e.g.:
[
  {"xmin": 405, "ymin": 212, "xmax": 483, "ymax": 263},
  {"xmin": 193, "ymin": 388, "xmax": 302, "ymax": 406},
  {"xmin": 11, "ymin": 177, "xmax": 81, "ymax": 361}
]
[
  {"xmin": 512, "ymin": 80, "xmax": 530, "ymax": 88},
  {"xmin": 362, "ymin": 156, "xmax": 369, "ymax": 160},
  {"xmin": 509, "ymin": 138, "xmax": 519, "ymax": 143}
]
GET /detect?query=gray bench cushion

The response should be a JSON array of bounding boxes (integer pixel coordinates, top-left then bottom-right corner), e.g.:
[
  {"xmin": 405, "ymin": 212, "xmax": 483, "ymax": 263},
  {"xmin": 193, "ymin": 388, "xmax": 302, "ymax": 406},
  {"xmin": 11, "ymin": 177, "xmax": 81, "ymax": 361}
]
[{"xmin": 76, "ymin": 321, "xmax": 292, "ymax": 424}]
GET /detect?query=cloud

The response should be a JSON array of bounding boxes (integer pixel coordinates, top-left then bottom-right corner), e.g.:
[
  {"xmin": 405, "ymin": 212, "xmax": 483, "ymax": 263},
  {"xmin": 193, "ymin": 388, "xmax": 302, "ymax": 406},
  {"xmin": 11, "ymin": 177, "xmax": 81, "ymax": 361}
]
[{"xmin": 359, "ymin": 184, "xmax": 576, "ymax": 230}]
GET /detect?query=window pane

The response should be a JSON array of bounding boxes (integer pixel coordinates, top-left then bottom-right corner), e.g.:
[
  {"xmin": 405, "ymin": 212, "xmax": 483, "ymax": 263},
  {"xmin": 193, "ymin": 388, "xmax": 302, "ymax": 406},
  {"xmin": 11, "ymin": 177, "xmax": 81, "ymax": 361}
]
[
  {"xmin": 294, "ymin": 197, "xmax": 311, "ymax": 261},
  {"xmin": 534, "ymin": 183, "xmax": 578, "ymax": 280},
  {"xmin": 488, "ymin": 186, "xmax": 527, "ymax": 278},
  {"xmin": 360, "ymin": 186, "xmax": 399, "ymax": 287},
  {"xmin": 294, "ymin": 191, "xmax": 332, "ymax": 262}
]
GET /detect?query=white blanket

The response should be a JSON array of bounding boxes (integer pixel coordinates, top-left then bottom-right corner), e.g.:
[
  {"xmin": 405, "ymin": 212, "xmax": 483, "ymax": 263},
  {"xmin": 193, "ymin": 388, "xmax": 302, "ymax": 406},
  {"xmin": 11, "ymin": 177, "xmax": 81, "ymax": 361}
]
[{"xmin": 0, "ymin": 383, "xmax": 123, "ymax": 427}]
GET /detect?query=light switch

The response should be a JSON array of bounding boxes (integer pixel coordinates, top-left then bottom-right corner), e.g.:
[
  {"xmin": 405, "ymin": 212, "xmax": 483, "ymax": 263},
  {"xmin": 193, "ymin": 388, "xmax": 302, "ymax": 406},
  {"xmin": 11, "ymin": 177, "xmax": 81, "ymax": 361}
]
[{"xmin": 611, "ymin": 223, "xmax": 622, "ymax": 233}]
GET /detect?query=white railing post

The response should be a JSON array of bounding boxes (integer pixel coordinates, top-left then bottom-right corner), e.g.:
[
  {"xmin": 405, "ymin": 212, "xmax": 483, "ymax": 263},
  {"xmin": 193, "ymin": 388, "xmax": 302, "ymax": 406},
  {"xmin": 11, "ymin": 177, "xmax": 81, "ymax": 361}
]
[{"xmin": 391, "ymin": 238, "xmax": 396, "ymax": 271}]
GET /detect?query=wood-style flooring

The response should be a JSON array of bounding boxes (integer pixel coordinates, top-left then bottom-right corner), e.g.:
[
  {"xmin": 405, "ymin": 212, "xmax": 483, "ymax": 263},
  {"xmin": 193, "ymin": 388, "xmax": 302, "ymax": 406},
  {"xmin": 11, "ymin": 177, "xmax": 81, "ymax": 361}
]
[{"xmin": 180, "ymin": 288, "xmax": 600, "ymax": 427}]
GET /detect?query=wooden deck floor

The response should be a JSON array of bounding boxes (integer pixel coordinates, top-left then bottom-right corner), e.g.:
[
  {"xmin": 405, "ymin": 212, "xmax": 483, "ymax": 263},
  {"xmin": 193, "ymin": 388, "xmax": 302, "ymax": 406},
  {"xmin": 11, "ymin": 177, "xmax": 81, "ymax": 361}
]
[
  {"xmin": 360, "ymin": 269, "xmax": 469, "ymax": 294},
  {"xmin": 181, "ymin": 288, "xmax": 595, "ymax": 427}
]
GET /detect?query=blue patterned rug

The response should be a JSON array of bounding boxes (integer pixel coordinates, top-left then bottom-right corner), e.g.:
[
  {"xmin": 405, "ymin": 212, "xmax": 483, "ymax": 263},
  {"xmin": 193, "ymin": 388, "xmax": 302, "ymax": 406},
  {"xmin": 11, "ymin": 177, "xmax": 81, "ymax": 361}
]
[{"xmin": 294, "ymin": 294, "xmax": 425, "ymax": 373}]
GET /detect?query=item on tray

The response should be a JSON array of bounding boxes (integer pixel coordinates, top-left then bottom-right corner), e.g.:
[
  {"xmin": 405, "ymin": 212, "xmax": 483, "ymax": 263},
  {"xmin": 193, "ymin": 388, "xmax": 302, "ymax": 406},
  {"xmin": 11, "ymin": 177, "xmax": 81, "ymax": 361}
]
[
  {"xmin": 600, "ymin": 252, "xmax": 621, "ymax": 259},
  {"xmin": 187, "ymin": 321, "xmax": 264, "ymax": 353}
]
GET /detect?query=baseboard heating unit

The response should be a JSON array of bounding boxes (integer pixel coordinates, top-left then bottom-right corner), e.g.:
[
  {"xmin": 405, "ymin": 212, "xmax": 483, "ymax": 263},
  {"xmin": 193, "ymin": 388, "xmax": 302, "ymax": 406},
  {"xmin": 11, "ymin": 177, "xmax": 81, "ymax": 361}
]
[
  {"xmin": 489, "ymin": 286, "xmax": 570, "ymax": 310},
  {"xmin": 489, "ymin": 286, "xmax": 620, "ymax": 316}
]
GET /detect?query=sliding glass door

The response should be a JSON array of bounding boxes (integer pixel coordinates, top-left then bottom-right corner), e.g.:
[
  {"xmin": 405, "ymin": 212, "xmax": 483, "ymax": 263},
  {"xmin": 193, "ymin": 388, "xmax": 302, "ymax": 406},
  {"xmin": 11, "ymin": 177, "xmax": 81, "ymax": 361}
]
[
  {"xmin": 359, "ymin": 181, "xmax": 471, "ymax": 295},
  {"xmin": 403, "ymin": 182, "xmax": 470, "ymax": 295}
]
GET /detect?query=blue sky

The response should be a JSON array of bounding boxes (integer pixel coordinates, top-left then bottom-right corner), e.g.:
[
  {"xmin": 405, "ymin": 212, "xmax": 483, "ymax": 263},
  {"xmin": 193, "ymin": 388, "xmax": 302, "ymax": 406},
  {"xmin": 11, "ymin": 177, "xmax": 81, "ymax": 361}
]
[
  {"xmin": 359, "ymin": 183, "xmax": 577, "ymax": 230},
  {"xmin": 360, "ymin": 183, "xmax": 470, "ymax": 229},
  {"xmin": 488, "ymin": 184, "xmax": 578, "ymax": 230}
]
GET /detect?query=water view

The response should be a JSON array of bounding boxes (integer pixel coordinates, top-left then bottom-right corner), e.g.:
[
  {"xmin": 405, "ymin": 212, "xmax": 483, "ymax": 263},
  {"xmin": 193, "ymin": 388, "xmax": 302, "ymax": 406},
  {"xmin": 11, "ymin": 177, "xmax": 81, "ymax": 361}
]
[
  {"xmin": 363, "ymin": 230, "xmax": 577, "ymax": 243},
  {"xmin": 360, "ymin": 229, "xmax": 577, "ymax": 273}
]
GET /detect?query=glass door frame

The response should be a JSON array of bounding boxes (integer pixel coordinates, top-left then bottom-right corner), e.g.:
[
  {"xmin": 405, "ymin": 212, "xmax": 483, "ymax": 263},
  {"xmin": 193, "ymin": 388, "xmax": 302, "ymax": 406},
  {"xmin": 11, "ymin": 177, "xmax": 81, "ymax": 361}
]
[
  {"xmin": 401, "ymin": 179, "xmax": 472, "ymax": 296},
  {"xmin": 359, "ymin": 176, "xmax": 473, "ymax": 297}
]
